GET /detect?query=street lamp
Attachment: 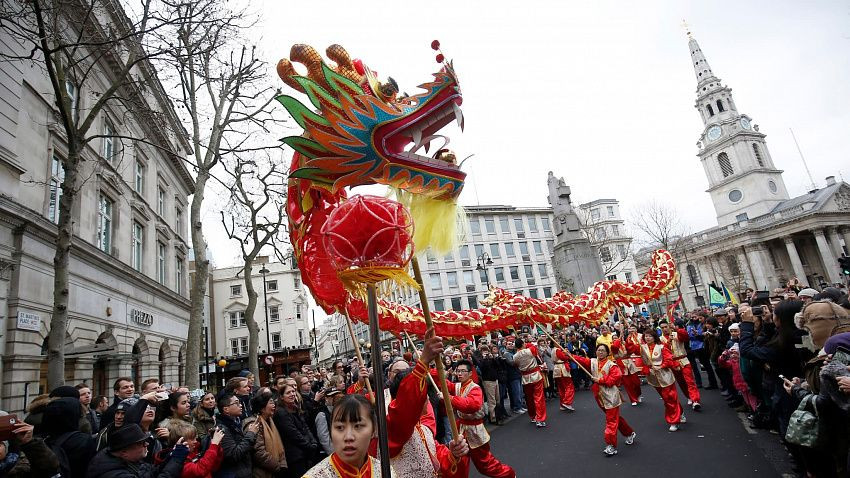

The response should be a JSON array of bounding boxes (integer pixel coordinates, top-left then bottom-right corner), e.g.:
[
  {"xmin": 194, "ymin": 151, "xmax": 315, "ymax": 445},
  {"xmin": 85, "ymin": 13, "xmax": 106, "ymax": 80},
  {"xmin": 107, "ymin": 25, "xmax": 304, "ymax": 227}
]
[
  {"xmin": 259, "ymin": 266, "xmax": 272, "ymax": 353},
  {"xmin": 476, "ymin": 252, "xmax": 494, "ymax": 291}
]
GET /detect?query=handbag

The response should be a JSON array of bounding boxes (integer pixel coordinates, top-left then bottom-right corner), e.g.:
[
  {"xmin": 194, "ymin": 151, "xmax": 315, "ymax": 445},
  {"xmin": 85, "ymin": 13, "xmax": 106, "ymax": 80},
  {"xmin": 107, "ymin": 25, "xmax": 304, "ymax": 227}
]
[{"xmin": 784, "ymin": 394, "xmax": 821, "ymax": 448}]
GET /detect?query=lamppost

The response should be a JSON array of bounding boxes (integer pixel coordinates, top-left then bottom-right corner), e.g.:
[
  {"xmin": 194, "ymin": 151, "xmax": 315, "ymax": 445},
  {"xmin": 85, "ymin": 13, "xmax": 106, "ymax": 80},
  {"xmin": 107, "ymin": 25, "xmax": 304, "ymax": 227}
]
[
  {"xmin": 259, "ymin": 266, "xmax": 272, "ymax": 353},
  {"xmin": 476, "ymin": 252, "xmax": 494, "ymax": 291}
]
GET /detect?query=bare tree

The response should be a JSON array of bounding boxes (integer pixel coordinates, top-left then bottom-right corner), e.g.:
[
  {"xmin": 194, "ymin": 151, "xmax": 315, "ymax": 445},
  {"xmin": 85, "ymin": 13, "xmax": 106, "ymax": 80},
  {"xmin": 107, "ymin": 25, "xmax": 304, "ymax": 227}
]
[
  {"xmin": 0, "ymin": 0, "xmax": 198, "ymax": 389},
  {"xmin": 717, "ymin": 253, "xmax": 747, "ymax": 302},
  {"xmin": 221, "ymin": 153, "xmax": 288, "ymax": 377},
  {"xmin": 152, "ymin": 0, "xmax": 282, "ymax": 387},
  {"xmin": 577, "ymin": 208, "xmax": 634, "ymax": 277}
]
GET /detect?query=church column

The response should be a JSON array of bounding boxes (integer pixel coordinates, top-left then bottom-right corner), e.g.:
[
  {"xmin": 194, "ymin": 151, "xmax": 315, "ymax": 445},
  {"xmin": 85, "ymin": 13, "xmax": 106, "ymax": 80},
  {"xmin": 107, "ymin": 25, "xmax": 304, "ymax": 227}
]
[
  {"xmin": 744, "ymin": 244, "xmax": 771, "ymax": 290},
  {"xmin": 841, "ymin": 227, "xmax": 850, "ymax": 256},
  {"xmin": 783, "ymin": 237, "xmax": 807, "ymax": 282},
  {"xmin": 813, "ymin": 229, "xmax": 841, "ymax": 283},
  {"xmin": 828, "ymin": 227, "xmax": 845, "ymax": 259}
]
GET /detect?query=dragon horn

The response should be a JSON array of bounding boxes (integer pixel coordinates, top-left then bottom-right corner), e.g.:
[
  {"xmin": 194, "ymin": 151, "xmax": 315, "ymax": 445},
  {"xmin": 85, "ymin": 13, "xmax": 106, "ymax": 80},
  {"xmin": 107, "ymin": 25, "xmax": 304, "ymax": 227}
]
[
  {"xmin": 276, "ymin": 59, "xmax": 305, "ymax": 93},
  {"xmin": 326, "ymin": 44, "xmax": 364, "ymax": 84}
]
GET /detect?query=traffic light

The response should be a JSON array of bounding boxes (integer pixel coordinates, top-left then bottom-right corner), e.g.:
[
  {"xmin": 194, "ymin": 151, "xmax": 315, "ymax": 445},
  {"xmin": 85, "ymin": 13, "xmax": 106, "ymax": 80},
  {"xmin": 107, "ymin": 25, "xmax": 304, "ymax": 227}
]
[{"xmin": 839, "ymin": 256, "xmax": 850, "ymax": 276}]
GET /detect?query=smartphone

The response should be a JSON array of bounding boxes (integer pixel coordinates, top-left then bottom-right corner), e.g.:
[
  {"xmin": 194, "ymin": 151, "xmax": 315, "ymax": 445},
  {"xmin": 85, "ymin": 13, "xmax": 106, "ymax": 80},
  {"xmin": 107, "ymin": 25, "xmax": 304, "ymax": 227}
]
[
  {"xmin": 833, "ymin": 346, "xmax": 850, "ymax": 366},
  {"xmin": 0, "ymin": 414, "xmax": 19, "ymax": 442}
]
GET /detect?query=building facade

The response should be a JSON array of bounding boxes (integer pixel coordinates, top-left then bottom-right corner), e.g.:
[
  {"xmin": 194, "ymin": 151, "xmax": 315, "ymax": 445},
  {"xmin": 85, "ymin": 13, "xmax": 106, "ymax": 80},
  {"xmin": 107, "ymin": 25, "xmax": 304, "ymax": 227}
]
[
  {"xmin": 209, "ymin": 257, "xmax": 312, "ymax": 361},
  {"xmin": 675, "ymin": 33, "xmax": 850, "ymax": 310},
  {"xmin": 0, "ymin": 6, "xmax": 192, "ymax": 411}
]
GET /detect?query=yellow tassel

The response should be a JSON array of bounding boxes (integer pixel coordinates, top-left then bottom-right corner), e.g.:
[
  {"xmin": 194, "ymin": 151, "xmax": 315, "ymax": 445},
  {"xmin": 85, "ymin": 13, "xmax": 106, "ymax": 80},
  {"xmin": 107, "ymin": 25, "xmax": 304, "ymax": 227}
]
[
  {"xmin": 338, "ymin": 266, "xmax": 421, "ymax": 299},
  {"xmin": 391, "ymin": 188, "xmax": 468, "ymax": 255}
]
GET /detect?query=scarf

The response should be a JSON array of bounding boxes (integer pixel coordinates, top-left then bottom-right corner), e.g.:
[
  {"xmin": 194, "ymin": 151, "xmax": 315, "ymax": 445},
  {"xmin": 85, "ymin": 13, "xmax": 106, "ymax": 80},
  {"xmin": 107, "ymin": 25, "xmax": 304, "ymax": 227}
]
[{"xmin": 260, "ymin": 415, "xmax": 285, "ymax": 463}]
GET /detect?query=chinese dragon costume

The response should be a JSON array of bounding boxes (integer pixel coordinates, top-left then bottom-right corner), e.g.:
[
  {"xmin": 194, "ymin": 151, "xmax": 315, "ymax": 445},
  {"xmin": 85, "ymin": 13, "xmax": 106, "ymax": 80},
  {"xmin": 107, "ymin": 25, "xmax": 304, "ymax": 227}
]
[{"xmin": 276, "ymin": 43, "xmax": 677, "ymax": 337}]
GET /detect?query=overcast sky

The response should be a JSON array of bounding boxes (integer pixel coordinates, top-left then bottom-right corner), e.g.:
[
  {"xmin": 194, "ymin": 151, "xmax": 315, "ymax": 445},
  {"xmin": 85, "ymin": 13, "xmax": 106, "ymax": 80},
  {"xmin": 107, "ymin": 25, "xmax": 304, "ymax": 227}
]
[{"xmin": 201, "ymin": 0, "xmax": 850, "ymax": 318}]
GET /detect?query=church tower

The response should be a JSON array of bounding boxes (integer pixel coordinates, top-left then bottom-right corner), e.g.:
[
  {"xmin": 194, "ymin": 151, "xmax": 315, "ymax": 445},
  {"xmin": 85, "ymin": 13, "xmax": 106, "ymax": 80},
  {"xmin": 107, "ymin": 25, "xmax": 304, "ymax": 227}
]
[{"xmin": 688, "ymin": 32, "xmax": 789, "ymax": 226}]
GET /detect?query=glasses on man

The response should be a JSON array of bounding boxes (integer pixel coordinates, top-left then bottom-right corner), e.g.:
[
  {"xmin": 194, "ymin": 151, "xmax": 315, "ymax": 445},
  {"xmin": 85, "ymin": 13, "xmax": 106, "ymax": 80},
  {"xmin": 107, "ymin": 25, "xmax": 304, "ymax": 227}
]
[
  {"xmin": 227, "ymin": 400, "xmax": 242, "ymax": 408},
  {"xmin": 455, "ymin": 368, "xmax": 470, "ymax": 374}
]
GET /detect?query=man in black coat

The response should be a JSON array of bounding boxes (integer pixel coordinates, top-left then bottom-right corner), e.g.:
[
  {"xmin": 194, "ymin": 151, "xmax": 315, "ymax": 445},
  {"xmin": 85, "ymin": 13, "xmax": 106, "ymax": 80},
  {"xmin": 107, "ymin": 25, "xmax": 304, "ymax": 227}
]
[
  {"xmin": 215, "ymin": 394, "xmax": 259, "ymax": 478},
  {"xmin": 100, "ymin": 377, "xmax": 136, "ymax": 430},
  {"xmin": 86, "ymin": 424, "xmax": 187, "ymax": 478},
  {"xmin": 43, "ymin": 396, "xmax": 97, "ymax": 478}
]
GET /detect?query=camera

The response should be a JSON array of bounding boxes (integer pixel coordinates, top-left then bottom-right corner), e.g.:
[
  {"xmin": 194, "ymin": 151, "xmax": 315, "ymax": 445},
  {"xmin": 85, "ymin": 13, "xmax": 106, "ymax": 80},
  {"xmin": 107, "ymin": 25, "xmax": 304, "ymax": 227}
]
[{"xmin": 752, "ymin": 307, "xmax": 763, "ymax": 317}]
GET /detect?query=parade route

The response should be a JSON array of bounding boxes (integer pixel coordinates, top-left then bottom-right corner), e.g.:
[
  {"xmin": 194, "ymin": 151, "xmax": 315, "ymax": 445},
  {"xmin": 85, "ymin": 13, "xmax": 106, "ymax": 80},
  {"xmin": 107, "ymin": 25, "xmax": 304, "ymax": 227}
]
[{"xmin": 473, "ymin": 380, "xmax": 794, "ymax": 477}]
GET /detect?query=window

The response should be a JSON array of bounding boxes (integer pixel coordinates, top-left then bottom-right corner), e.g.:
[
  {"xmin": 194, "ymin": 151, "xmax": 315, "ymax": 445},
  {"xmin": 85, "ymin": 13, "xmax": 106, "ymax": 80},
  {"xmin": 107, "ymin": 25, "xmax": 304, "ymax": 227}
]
[
  {"xmin": 687, "ymin": 264, "xmax": 701, "ymax": 285},
  {"xmin": 269, "ymin": 305, "xmax": 280, "ymax": 322},
  {"xmin": 65, "ymin": 79, "xmax": 77, "ymax": 117},
  {"xmin": 427, "ymin": 251, "xmax": 437, "ymax": 263},
  {"xmin": 451, "ymin": 297, "xmax": 462, "ymax": 310},
  {"xmin": 541, "ymin": 217, "xmax": 551, "ymax": 232},
  {"xmin": 271, "ymin": 332, "xmax": 282, "ymax": 351},
  {"xmin": 157, "ymin": 242, "xmax": 166, "ymax": 284},
  {"xmin": 625, "ymin": 272, "xmax": 633, "ymax": 283},
  {"xmin": 468, "ymin": 295, "xmax": 478, "ymax": 309},
  {"xmin": 617, "ymin": 244, "xmax": 627, "ymax": 259},
  {"xmin": 295, "ymin": 303, "xmax": 302, "ymax": 320},
  {"xmin": 478, "ymin": 268, "xmax": 487, "ymax": 283},
  {"xmin": 519, "ymin": 242, "xmax": 529, "ymax": 256},
  {"xmin": 231, "ymin": 285, "xmax": 242, "ymax": 296},
  {"xmin": 611, "ymin": 225, "xmax": 619, "ymax": 236},
  {"xmin": 429, "ymin": 273, "xmax": 442, "ymax": 291},
  {"xmin": 443, "ymin": 252, "xmax": 454, "ymax": 264},
  {"xmin": 175, "ymin": 257, "xmax": 184, "ymax": 294},
  {"xmin": 229, "ymin": 311, "xmax": 246, "ymax": 328},
  {"xmin": 607, "ymin": 275, "xmax": 617, "ymax": 281},
  {"xmin": 524, "ymin": 264, "xmax": 534, "ymax": 281},
  {"xmin": 134, "ymin": 161, "xmax": 145, "ymax": 194},
  {"xmin": 514, "ymin": 218, "xmax": 524, "ymax": 233},
  {"xmin": 538, "ymin": 263, "xmax": 547, "ymax": 278},
  {"xmin": 725, "ymin": 255, "xmax": 741, "ymax": 276},
  {"xmin": 495, "ymin": 267, "xmax": 505, "ymax": 282},
  {"xmin": 753, "ymin": 144, "xmax": 764, "ymax": 167},
  {"xmin": 735, "ymin": 213, "xmax": 749, "ymax": 222},
  {"xmin": 132, "ymin": 221, "xmax": 144, "ymax": 271},
  {"xmin": 175, "ymin": 207, "xmax": 183, "ymax": 236},
  {"xmin": 48, "ymin": 156, "xmax": 64, "ymax": 223},
  {"xmin": 489, "ymin": 243, "xmax": 500, "ymax": 258},
  {"xmin": 546, "ymin": 240, "xmax": 554, "ymax": 252},
  {"xmin": 591, "ymin": 208, "xmax": 600, "ymax": 220},
  {"xmin": 433, "ymin": 299, "xmax": 445, "ymax": 311},
  {"xmin": 509, "ymin": 266, "xmax": 519, "ymax": 281},
  {"xmin": 528, "ymin": 217, "xmax": 537, "ymax": 232},
  {"xmin": 529, "ymin": 289, "xmax": 538, "ymax": 299},
  {"xmin": 607, "ymin": 205, "xmax": 614, "ymax": 217},
  {"xmin": 230, "ymin": 338, "xmax": 249, "ymax": 356},
  {"xmin": 463, "ymin": 270, "xmax": 474, "ymax": 286},
  {"xmin": 474, "ymin": 244, "xmax": 484, "ymax": 257},
  {"xmin": 157, "ymin": 187, "xmax": 165, "ymax": 216},
  {"xmin": 103, "ymin": 121, "xmax": 115, "ymax": 162},
  {"xmin": 543, "ymin": 287, "xmax": 552, "ymax": 298},
  {"xmin": 96, "ymin": 194, "xmax": 113, "ymax": 253},
  {"xmin": 718, "ymin": 152, "xmax": 734, "ymax": 177},
  {"xmin": 446, "ymin": 271, "xmax": 458, "ymax": 287},
  {"xmin": 499, "ymin": 217, "xmax": 510, "ymax": 233},
  {"xmin": 533, "ymin": 241, "xmax": 543, "ymax": 255},
  {"xmin": 294, "ymin": 276, "xmax": 301, "ymax": 289},
  {"xmin": 266, "ymin": 280, "xmax": 278, "ymax": 291},
  {"xmin": 728, "ymin": 189, "xmax": 743, "ymax": 203},
  {"xmin": 459, "ymin": 245, "xmax": 470, "ymax": 261},
  {"xmin": 600, "ymin": 246, "xmax": 612, "ymax": 262},
  {"xmin": 485, "ymin": 218, "xmax": 495, "ymax": 234},
  {"xmin": 470, "ymin": 218, "xmax": 481, "ymax": 235},
  {"xmin": 505, "ymin": 242, "xmax": 515, "ymax": 257},
  {"xmin": 716, "ymin": 99, "xmax": 725, "ymax": 112},
  {"xmin": 706, "ymin": 104, "xmax": 715, "ymax": 116},
  {"xmin": 595, "ymin": 227, "xmax": 606, "ymax": 239},
  {"xmin": 298, "ymin": 330, "xmax": 304, "ymax": 345}
]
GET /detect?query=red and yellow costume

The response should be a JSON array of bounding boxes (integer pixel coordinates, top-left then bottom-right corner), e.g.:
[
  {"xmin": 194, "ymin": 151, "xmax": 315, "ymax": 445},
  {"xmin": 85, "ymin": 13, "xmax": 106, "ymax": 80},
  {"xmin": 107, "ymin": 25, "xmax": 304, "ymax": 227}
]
[
  {"xmin": 611, "ymin": 335, "xmax": 642, "ymax": 404},
  {"xmin": 553, "ymin": 349, "xmax": 575, "ymax": 408},
  {"xmin": 381, "ymin": 360, "xmax": 469, "ymax": 478},
  {"xmin": 513, "ymin": 344, "xmax": 546, "ymax": 423},
  {"xmin": 640, "ymin": 343, "xmax": 682, "ymax": 425},
  {"xmin": 446, "ymin": 377, "xmax": 515, "ymax": 478},
  {"xmin": 304, "ymin": 453, "xmax": 384, "ymax": 478},
  {"xmin": 573, "ymin": 355, "xmax": 635, "ymax": 447},
  {"xmin": 660, "ymin": 327, "xmax": 701, "ymax": 404}
]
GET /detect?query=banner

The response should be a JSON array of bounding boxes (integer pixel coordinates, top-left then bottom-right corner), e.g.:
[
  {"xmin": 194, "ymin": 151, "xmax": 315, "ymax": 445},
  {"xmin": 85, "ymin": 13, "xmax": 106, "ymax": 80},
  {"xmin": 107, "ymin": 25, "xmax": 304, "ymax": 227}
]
[
  {"xmin": 721, "ymin": 283, "xmax": 739, "ymax": 305},
  {"xmin": 709, "ymin": 283, "xmax": 725, "ymax": 308}
]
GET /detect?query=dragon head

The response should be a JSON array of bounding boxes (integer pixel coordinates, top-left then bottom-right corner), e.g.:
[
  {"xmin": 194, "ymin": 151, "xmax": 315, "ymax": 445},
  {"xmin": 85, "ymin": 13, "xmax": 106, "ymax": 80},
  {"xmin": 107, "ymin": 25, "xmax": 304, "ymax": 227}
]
[{"xmin": 277, "ymin": 44, "xmax": 466, "ymax": 201}]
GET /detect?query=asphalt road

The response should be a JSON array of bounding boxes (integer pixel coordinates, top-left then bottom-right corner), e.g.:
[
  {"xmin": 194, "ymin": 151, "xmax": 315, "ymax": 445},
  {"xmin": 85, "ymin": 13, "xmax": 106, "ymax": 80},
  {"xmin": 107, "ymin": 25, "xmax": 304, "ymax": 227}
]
[{"xmin": 470, "ymin": 379, "xmax": 793, "ymax": 477}]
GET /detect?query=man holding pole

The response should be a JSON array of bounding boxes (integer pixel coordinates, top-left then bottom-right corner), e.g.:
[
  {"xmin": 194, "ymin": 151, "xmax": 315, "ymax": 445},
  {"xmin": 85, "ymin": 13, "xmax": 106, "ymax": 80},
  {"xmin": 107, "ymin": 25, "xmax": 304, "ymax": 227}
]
[{"xmin": 513, "ymin": 338, "xmax": 547, "ymax": 427}]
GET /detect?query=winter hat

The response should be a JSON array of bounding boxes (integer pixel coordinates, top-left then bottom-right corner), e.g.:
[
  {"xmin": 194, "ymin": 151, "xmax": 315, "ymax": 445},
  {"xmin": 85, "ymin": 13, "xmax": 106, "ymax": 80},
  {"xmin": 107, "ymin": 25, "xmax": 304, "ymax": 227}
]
[
  {"xmin": 798, "ymin": 288, "xmax": 818, "ymax": 299},
  {"xmin": 238, "ymin": 370, "xmax": 252, "ymax": 378},
  {"xmin": 728, "ymin": 323, "xmax": 740, "ymax": 332},
  {"xmin": 108, "ymin": 424, "xmax": 147, "ymax": 451},
  {"xmin": 43, "ymin": 397, "xmax": 81, "ymax": 435},
  {"xmin": 116, "ymin": 397, "xmax": 139, "ymax": 411},
  {"xmin": 49, "ymin": 385, "xmax": 80, "ymax": 399},
  {"xmin": 823, "ymin": 332, "xmax": 850, "ymax": 356}
]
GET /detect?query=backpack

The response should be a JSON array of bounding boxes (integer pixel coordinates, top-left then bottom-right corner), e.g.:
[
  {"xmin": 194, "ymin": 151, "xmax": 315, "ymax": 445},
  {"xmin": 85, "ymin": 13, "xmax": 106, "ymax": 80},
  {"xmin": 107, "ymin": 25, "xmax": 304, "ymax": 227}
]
[
  {"xmin": 46, "ymin": 432, "xmax": 73, "ymax": 478},
  {"xmin": 785, "ymin": 394, "xmax": 821, "ymax": 448}
]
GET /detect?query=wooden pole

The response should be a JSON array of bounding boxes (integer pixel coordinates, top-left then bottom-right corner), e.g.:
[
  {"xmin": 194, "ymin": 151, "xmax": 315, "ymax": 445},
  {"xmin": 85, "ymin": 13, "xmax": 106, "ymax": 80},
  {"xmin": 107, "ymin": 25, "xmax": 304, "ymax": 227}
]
[
  {"xmin": 366, "ymin": 284, "xmax": 392, "ymax": 478},
  {"xmin": 533, "ymin": 322, "xmax": 593, "ymax": 377},
  {"xmin": 411, "ymin": 257, "xmax": 460, "ymax": 439},
  {"xmin": 403, "ymin": 330, "xmax": 440, "ymax": 390},
  {"xmin": 344, "ymin": 314, "xmax": 374, "ymax": 403}
]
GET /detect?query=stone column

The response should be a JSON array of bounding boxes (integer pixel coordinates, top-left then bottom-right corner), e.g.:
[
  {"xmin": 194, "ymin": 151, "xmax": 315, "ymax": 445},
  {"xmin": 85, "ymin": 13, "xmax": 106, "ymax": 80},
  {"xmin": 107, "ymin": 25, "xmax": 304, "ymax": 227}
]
[
  {"xmin": 841, "ymin": 227, "xmax": 850, "ymax": 257},
  {"xmin": 813, "ymin": 229, "xmax": 841, "ymax": 283},
  {"xmin": 744, "ymin": 244, "xmax": 771, "ymax": 290},
  {"xmin": 784, "ymin": 237, "xmax": 807, "ymax": 282},
  {"xmin": 73, "ymin": 358, "xmax": 96, "ymax": 385},
  {"xmin": 828, "ymin": 227, "xmax": 845, "ymax": 260}
]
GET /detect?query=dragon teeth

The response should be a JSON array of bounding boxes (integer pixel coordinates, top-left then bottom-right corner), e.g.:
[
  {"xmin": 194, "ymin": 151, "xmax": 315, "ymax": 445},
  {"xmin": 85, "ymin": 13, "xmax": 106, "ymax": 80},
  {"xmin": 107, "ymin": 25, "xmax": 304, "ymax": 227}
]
[
  {"xmin": 453, "ymin": 102, "xmax": 464, "ymax": 130},
  {"xmin": 411, "ymin": 128, "xmax": 422, "ymax": 147}
]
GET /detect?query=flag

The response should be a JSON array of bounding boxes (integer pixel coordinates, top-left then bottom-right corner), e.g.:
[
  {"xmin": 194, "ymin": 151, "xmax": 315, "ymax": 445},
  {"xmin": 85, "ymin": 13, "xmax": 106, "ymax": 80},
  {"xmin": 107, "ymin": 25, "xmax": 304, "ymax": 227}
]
[
  {"xmin": 709, "ymin": 282, "xmax": 725, "ymax": 308},
  {"xmin": 721, "ymin": 283, "xmax": 739, "ymax": 305},
  {"xmin": 666, "ymin": 295, "xmax": 683, "ymax": 320}
]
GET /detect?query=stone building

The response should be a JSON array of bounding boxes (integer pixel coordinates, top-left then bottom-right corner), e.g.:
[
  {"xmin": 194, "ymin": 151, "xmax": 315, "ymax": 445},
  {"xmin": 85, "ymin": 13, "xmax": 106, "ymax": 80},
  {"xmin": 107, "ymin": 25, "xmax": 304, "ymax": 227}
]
[
  {"xmin": 674, "ymin": 33, "xmax": 850, "ymax": 310},
  {"xmin": 0, "ymin": 3, "xmax": 191, "ymax": 411}
]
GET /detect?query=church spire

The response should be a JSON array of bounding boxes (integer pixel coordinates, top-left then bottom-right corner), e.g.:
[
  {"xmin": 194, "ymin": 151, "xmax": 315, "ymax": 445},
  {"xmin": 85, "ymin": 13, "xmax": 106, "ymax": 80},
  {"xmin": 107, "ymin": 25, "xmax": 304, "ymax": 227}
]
[{"xmin": 687, "ymin": 31, "xmax": 721, "ymax": 92}]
